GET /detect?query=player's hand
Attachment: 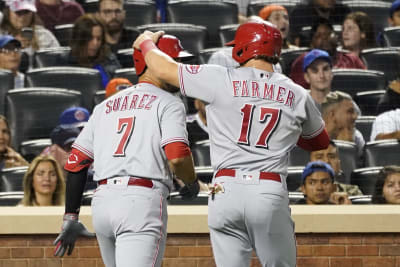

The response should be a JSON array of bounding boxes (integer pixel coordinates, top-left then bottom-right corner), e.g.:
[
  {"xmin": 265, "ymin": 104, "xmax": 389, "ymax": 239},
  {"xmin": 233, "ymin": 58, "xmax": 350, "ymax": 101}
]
[
  {"xmin": 179, "ymin": 179, "xmax": 200, "ymax": 200},
  {"xmin": 330, "ymin": 192, "xmax": 352, "ymax": 205},
  {"xmin": 133, "ymin": 30, "xmax": 164, "ymax": 50},
  {"xmin": 53, "ymin": 213, "xmax": 95, "ymax": 257}
]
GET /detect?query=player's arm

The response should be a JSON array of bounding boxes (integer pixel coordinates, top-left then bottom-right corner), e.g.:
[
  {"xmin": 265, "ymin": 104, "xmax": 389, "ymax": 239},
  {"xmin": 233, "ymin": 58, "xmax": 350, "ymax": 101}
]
[
  {"xmin": 297, "ymin": 128, "xmax": 330, "ymax": 151},
  {"xmin": 133, "ymin": 31, "xmax": 180, "ymax": 87}
]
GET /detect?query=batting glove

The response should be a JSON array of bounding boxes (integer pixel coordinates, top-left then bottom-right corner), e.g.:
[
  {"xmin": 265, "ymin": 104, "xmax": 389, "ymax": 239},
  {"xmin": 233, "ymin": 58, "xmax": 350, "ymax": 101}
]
[
  {"xmin": 53, "ymin": 213, "xmax": 95, "ymax": 257},
  {"xmin": 179, "ymin": 179, "xmax": 200, "ymax": 200}
]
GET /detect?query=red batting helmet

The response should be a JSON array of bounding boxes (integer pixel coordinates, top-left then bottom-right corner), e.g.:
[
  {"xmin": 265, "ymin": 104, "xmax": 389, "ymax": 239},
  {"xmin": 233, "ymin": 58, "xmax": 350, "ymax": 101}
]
[
  {"xmin": 133, "ymin": 34, "xmax": 194, "ymax": 76},
  {"xmin": 225, "ymin": 21, "xmax": 283, "ymax": 64}
]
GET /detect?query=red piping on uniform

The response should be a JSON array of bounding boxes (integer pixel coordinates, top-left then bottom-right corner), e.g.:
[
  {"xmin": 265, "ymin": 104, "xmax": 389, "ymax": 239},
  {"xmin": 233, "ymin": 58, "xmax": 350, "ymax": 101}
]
[
  {"xmin": 152, "ymin": 194, "xmax": 164, "ymax": 267},
  {"xmin": 138, "ymin": 81, "xmax": 155, "ymax": 86}
]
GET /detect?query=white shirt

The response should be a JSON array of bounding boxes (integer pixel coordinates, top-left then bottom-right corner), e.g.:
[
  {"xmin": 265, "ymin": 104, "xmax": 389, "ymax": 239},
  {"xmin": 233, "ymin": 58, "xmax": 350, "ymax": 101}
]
[{"xmin": 370, "ymin": 108, "xmax": 400, "ymax": 141}]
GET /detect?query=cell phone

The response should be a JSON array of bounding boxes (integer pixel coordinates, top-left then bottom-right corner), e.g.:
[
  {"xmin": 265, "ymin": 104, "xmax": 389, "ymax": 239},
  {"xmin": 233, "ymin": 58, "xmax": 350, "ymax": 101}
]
[{"xmin": 21, "ymin": 27, "xmax": 33, "ymax": 40}]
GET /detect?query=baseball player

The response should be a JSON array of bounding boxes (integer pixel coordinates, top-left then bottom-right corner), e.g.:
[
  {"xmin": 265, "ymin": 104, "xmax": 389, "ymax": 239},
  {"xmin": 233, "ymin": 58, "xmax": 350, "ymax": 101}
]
[
  {"xmin": 134, "ymin": 22, "xmax": 330, "ymax": 267},
  {"xmin": 53, "ymin": 35, "xmax": 199, "ymax": 267}
]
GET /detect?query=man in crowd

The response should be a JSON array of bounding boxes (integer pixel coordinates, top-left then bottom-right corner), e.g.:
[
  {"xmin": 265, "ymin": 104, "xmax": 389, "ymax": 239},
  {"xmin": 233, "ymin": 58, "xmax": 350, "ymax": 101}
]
[
  {"xmin": 370, "ymin": 108, "xmax": 400, "ymax": 141},
  {"xmin": 0, "ymin": 35, "xmax": 24, "ymax": 88}
]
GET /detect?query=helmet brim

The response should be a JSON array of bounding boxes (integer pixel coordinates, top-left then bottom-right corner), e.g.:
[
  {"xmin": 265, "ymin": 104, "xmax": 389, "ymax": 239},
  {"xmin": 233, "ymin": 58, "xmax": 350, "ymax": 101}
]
[{"xmin": 225, "ymin": 40, "xmax": 235, "ymax": 46}]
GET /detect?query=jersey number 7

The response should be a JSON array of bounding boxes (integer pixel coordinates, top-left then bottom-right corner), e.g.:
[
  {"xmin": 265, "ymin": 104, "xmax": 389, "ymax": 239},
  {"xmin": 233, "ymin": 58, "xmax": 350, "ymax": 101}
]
[
  {"xmin": 238, "ymin": 104, "xmax": 281, "ymax": 149},
  {"xmin": 113, "ymin": 117, "xmax": 135, "ymax": 157}
]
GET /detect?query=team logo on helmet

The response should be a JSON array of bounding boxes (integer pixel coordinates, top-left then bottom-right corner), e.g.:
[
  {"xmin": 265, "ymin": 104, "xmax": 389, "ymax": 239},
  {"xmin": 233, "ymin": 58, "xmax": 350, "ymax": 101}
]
[
  {"xmin": 185, "ymin": 65, "xmax": 202, "ymax": 74},
  {"xmin": 74, "ymin": 110, "xmax": 86, "ymax": 122}
]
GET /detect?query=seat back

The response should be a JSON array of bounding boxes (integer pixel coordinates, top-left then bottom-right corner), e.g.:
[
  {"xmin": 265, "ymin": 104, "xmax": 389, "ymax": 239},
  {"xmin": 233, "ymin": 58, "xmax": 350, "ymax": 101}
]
[
  {"xmin": 168, "ymin": 0, "xmax": 238, "ymax": 48},
  {"xmin": 382, "ymin": 26, "xmax": 400, "ymax": 47},
  {"xmin": 331, "ymin": 69, "xmax": 386, "ymax": 98},
  {"xmin": 288, "ymin": 145, "xmax": 310, "ymax": 167},
  {"xmin": 124, "ymin": 1, "xmax": 157, "ymax": 27},
  {"xmin": 53, "ymin": 24, "xmax": 74, "ymax": 46},
  {"xmin": 93, "ymin": 90, "xmax": 106, "ymax": 106},
  {"xmin": 279, "ymin": 47, "xmax": 310, "ymax": 76},
  {"xmin": 6, "ymin": 88, "xmax": 82, "ymax": 148},
  {"xmin": 25, "ymin": 67, "xmax": 103, "ymax": 110},
  {"xmin": 117, "ymin": 48, "xmax": 134, "ymax": 68},
  {"xmin": 0, "ymin": 69, "xmax": 14, "ymax": 115},
  {"xmin": 247, "ymin": 0, "xmax": 301, "ymax": 16},
  {"xmin": 0, "ymin": 166, "xmax": 28, "ymax": 192},
  {"xmin": 137, "ymin": 23, "xmax": 208, "ymax": 55},
  {"xmin": 287, "ymin": 166, "xmax": 304, "ymax": 192},
  {"xmin": 219, "ymin": 24, "xmax": 238, "ymax": 47},
  {"xmin": 350, "ymin": 166, "xmax": 383, "ymax": 195},
  {"xmin": 354, "ymin": 90, "xmax": 385, "ymax": 116},
  {"xmin": 361, "ymin": 48, "xmax": 400, "ymax": 82},
  {"xmin": 19, "ymin": 138, "xmax": 52, "ymax": 163},
  {"xmin": 0, "ymin": 192, "xmax": 24, "ymax": 206},
  {"xmin": 34, "ymin": 47, "xmax": 71, "ymax": 68},
  {"xmin": 365, "ymin": 139, "xmax": 400, "ymax": 167},
  {"xmin": 334, "ymin": 140, "xmax": 358, "ymax": 184},
  {"xmin": 195, "ymin": 166, "xmax": 213, "ymax": 184},
  {"xmin": 113, "ymin": 68, "xmax": 139, "ymax": 85},
  {"xmin": 349, "ymin": 195, "xmax": 372, "ymax": 204},
  {"xmin": 168, "ymin": 191, "xmax": 209, "ymax": 205},
  {"xmin": 191, "ymin": 140, "xmax": 211, "ymax": 167},
  {"xmin": 81, "ymin": 0, "xmax": 98, "ymax": 13},
  {"xmin": 355, "ymin": 116, "xmax": 376, "ymax": 142}
]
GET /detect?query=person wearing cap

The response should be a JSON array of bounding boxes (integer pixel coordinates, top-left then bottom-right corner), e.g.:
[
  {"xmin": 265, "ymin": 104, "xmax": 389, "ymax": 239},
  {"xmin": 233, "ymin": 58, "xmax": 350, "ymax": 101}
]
[
  {"xmin": 258, "ymin": 4, "xmax": 297, "ymax": 49},
  {"xmin": 298, "ymin": 161, "xmax": 352, "ymax": 205},
  {"xmin": 0, "ymin": 0, "xmax": 59, "ymax": 60},
  {"xmin": 389, "ymin": 0, "xmax": 400, "ymax": 27},
  {"xmin": 0, "ymin": 35, "xmax": 24, "ymax": 88},
  {"xmin": 303, "ymin": 49, "xmax": 333, "ymax": 105},
  {"xmin": 105, "ymin": 77, "xmax": 132, "ymax": 98}
]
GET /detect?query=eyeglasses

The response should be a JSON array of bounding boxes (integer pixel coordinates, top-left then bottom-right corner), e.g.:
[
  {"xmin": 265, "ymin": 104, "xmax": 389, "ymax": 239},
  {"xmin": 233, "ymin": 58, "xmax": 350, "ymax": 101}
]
[
  {"xmin": 0, "ymin": 48, "xmax": 21, "ymax": 54},
  {"xmin": 100, "ymin": 9, "xmax": 124, "ymax": 16}
]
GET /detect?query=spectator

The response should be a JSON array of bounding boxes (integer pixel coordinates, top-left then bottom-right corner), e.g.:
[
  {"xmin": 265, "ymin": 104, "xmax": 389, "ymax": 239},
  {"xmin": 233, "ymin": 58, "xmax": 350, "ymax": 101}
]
[
  {"xmin": 96, "ymin": 0, "xmax": 140, "ymax": 54},
  {"xmin": 290, "ymin": 18, "xmax": 366, "ymax": 89},
  {"xmin": 372, "ymin": 165, "xmax": 400, "ymax": 204},
  {"xmin": 298, "ymin": 161, "xmax": 352, "ymax": 204},
  {"xmin": 303, "ymin": 49, "xmax": 333, "ymax": 105},
  {"xmin": 370, "ymin": 108, "xmax": 400, "ymax": 141},
  {"xmin": 321, "ymin": 91, "xmax": 365, "ymax": 158},
  {"xmin": 310, "ymin": 141, "xmax": 363, "ymax": 195},
  {"xmin": 0, "ymin": 0, "xmax": 59, "ymax": 59},
  {"xmin": 20, "ymin": 155, "xmax": 65, "ymax": 206},
  {"xmin": 35, "ymin": 0, "xmax": 84, "ymax": 33},
  {"xmin": 258, "ymin": 4, "xmax": 297, "ymax": 49},
  {"xmin": 389, "ymin": 0, "xmax": 400, "ymax": 27},
  {"xmin": 0, "ymin": 35, "xmax": 24, "ymax": 88},
  {"xmin": 0, "ymin": 115, "xmax": 29, "ymax": 171},
  {"xmin": 341, "ymin": 12, "xmax": 376, "ymax": 58},
  {"xmin": 186, "ymin": 99, "xmax": 208, "ymax": 146},
  {"xmin": 105, "ymin": 77, "xmax": 132, "ymax": 98},
  {"xmin": 289, "ymin": 0, "xmax": 351, "ymax": 46},
  {"xmin": 56, "ymin": 14, "xmax": 121, "ymax": 88},
  {"xmin": 377, "ymin": 74, "xmax": 400, "ymax": 114}
]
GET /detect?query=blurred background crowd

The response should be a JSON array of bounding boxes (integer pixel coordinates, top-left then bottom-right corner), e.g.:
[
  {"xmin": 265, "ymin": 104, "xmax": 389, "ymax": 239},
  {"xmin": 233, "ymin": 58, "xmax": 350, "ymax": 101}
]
[{"xmin": 0, "ymin": 0, "xmax": 399, "ymax": 206}]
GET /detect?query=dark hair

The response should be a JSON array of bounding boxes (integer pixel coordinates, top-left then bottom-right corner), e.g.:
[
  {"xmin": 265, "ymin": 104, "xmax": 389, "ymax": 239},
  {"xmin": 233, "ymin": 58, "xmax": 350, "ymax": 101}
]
[
  {"xmin": 70, "ymin": 14, "xmax": 110, "ymax": 67},
  {"xmin": 310, "ymin": 17, "xmax": 334, "ymax": 39},
  {"xmin": 372, "ymin": 165, "xmax": 400, "ymax": 204},
  {"xmin": 344, "ymin": 11, "xmax": 376, "ymax": 50},
  {"xmin": 98, "ymin": 0, "xmax": 123, "ymax": 11},
  {"xmin": 240, "ymin": 54, "xmax": 280, "ymax": 66}
]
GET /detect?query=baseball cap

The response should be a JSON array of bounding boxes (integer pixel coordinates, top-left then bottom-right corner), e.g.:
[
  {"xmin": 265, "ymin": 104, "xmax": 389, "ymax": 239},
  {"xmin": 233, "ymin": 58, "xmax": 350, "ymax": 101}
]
[
  {"xmin": 0, "ymin": 35, "xmax": 21, "ymax": 48},
  {"xmin": 59, "ymin": 107, "xmax": 90, "ymax": 128},
  {"xmin": 390, "ymin": 0, "xmax": 400, "ymax": 17},
  {"xmin": 258, "ymin": 4, "xmax": 287, "ymax": 20},
  {"xmin": 50, "ymin": 125, "xmax": 80, "ymax": 148},
  {"xmin": 6, "ymin": 0, "xmax": 37, "ymax": 12},
  {"xmin": 303, "ymin": 49, "xmax": 332, "ymax": 72},
  {"xmin": 105, "ymin": 78, "xmax": 132, "ymax": 98},
  {"xmin": 301, "ymin": 161, "xmax": 335, "ymax": 183}
]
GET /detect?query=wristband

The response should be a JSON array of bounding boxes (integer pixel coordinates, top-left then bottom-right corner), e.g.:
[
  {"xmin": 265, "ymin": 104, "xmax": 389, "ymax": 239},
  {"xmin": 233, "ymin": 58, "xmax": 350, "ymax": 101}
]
[{"xmin": 140, "ymin": 39, "xmax": 157, "ymax": 57}]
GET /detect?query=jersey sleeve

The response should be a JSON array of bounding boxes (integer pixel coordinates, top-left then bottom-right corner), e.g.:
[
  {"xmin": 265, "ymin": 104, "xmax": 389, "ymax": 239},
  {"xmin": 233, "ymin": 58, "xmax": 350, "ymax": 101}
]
[
  {"xmin": 301, "ymin": 94, "xmax": 325, "ymax": 139},
  {"xmin": 160, "ymin": 99, "xmax": 189, "ymax": 147},
  {"xmin": 71, "ymin": 108, "xmax": 95, "ymax": 159},
  {"xmin": 178, "ymin": 63, "xmax": 227, "ymax": 104}
]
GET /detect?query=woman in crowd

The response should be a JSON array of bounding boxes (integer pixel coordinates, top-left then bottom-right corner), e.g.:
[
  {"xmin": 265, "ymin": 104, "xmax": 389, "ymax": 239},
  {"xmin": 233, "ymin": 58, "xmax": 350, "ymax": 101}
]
[
  {"xmin": 57, "ymin": 14, "xmax": 121, "ymax": 88},
  {"xmin": 20, "ymin": 155, "xmax": 65, "ymax": 206},
  {"xmin": 341, "ymin": 11, "xmax": 376, "ymax": 58},
  {"xmin": 372, "ymin": 165, "xmax": 400, "ymax": 204},
  {"xmin": 0, "ymin": 115, "xmax": 29, "ymax": 171}
]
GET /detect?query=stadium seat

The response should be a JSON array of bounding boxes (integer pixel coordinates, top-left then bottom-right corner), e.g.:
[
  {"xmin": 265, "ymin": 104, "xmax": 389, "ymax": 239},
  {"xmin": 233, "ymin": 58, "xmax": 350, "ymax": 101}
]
[
  {"xmin": 167, "ymin": 0, "xmax": 238, "ymax": 48},
  {"xmin": 361, "ymin": 47, "xmax": 400, "ymax": 82},
  {"xmin": 53, "ymin": 24, "xmax": 74, "ymax": 47},
  {"xmin": 93, "ymin": 90, "xmax": 105, "ymax": 106},
  {"xmin": 19, "ymin": 138, "xmax": 52, "ymax": 163},
  {"xmin": 355, "ymin": 116, "xmax": 376, "ymax": 142},
  {"xmin": 219, "ymin": 24, "xmax": 238, "ymax": 47},
  {"xmin": 331, "ymin": 69, "xmax": 386, "ymax": 97},
  {"xmin": 114, "ymin": 68, "xmax": 138, "ymax": 85},
  {"xmin": 195, "ymin": 166, "xmax": 213, "ymax": 184},
  {"xmin": 349, "ymin": 195, "xmax": 372, "ymax": 204},
  {"xmin": 354, "ymin": 90, "xmax": 385, "ymax": 116},
  {"xmin": 82, "ymin": 190, "xmax": 94, "ymax": 206},
  {"xmin": 0, "ymin": 192, "xmax": 24, "ymax": 206},
  {"xmin": 364, "ymin": 139, "xmax": 400, "ymax": 167},
  {"xmin": 0, "ymin": 69, "xmax": 14, "ymax": 115},
  {"xmin": 382, "ymin": 26, "xmax": 400, "ymax": 47},
  {"xmin": 247, "ymin": 0, "xmax": 301, "ymax": 17},
  {"xmin": 168, "ymin": 191, "xmax": 209, "ymax": 205},
  {"xmin": 287, "ymin": 166, "xmax": 304, "ymax": 192},
  {"xmin": 117, "ymin": 48, "xmax": 134, "ymax": 68},
  {"xmin": 288, "ymin": 192, "xmax": 305, "ymax": 204},
  {"xmin": 0, "ymin": 166, "xmax": 28, "ymax": 192},
  {"xmin": 81, "ymin": 0, "xmax": 98, "ymax": 13},
  {"xmin": 280, "ymin": 47, "xmax": 310, "ymax": 76},
  {"xmin": 137, "ymin": 23, "xmax": 208, "ymax": 54},
  {"xmin": 191, "ymin": 140, "xmax": 211, "ymax": 167},
  {"xmin": 6, "ymin": 88, "xmax": 82, "ymax": 149},
  {"xmin": 34, "ymin": 47, "xmax": 71, "ymax": 68},
  {"xmin": 350, "ymin": 166, "xmax": 383, "ymax": 195},
  {"xmin": 124, "ymin": 1, "xmax": 157, "ymax": 27},
  {"xmin": 25, "ymin": 67, "xmax": 103, "ymax": 110},
  {"xmin": 333, "ymin": 140, "xmax": 358, "ymax": 184},
  {"xmin": 288, "ymin": 145, "xmax": 310, "ymax": 167},
  {"xmin": 198, "ymin": 47, "xmax": 225, "ymax": 64}
]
